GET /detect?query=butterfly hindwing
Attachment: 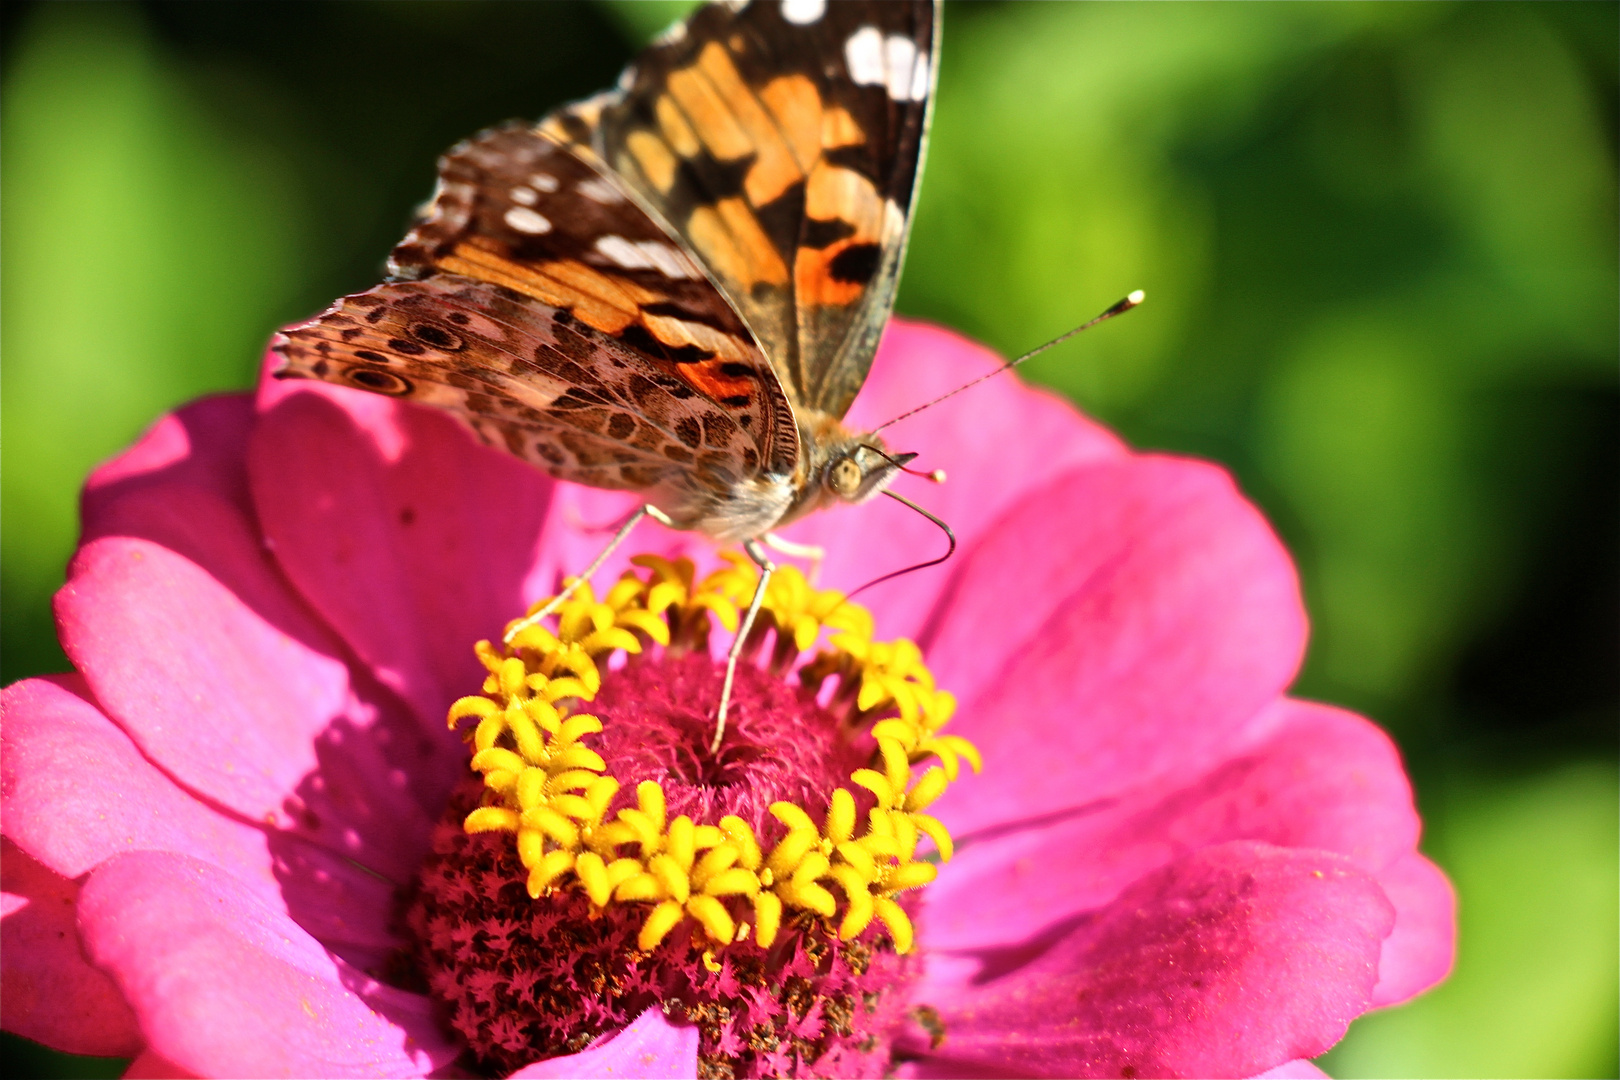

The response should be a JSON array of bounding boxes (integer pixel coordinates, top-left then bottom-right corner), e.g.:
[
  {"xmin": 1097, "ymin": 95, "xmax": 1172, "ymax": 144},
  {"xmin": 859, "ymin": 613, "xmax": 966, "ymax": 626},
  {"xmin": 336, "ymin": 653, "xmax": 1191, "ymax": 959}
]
[
  {"xmin": 273, "ymin": 273, "xmax": 787, "ymax": 531},
  {"xmin": 545, "ymin": 0, "xmax": 938, "ymax": 420}
]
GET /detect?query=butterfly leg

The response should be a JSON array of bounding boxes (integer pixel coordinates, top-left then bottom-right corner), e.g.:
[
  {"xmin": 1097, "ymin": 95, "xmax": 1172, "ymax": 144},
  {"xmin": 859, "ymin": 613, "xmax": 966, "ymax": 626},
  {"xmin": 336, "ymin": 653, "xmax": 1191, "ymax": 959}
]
[
  {"xmin": 712, "ymin": 538, "xmax": 774, "ymax": 755},
  {"xmin": 762, "ymin": 532, "xmax": 825, "ymax": 585},
  {"xmin": 503, "ymin": 503, "xmax": 676, "ymax": 645}
]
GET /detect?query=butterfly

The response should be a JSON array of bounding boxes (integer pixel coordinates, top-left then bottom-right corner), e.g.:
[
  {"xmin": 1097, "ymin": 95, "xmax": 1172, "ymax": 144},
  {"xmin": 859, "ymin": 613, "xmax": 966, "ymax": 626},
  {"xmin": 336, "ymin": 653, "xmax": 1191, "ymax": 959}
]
[{"xmin": 271, "ymin": 0, "xmax": 939, "ymax": 746}]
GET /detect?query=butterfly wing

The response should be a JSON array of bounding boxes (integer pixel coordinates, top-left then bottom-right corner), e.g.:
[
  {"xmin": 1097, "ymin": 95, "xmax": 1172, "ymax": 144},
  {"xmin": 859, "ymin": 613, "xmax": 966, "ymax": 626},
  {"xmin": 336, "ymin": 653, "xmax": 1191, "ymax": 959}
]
[
  {"xmin": 273, "ymin": 124, "xmax": 801, "ymax": 530},
  {"xmin": 544, "ymin": 0, "xmax": 938, "ymax": 420},
  {"xmin": 274, "ymin": 273, "xmax": 761, "ymax": 497}
]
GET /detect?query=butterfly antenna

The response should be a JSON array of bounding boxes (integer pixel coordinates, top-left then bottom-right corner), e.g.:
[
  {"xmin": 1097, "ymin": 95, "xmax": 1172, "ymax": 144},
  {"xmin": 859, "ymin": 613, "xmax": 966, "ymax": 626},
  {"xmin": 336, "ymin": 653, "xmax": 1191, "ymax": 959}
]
[
  {"xmin": 846, "ymin": 490, "xmax": 956, "ymax": 601},
  {"xmin": 870, "ymin": 290, "xmax": 1145, "ymax": 435}
]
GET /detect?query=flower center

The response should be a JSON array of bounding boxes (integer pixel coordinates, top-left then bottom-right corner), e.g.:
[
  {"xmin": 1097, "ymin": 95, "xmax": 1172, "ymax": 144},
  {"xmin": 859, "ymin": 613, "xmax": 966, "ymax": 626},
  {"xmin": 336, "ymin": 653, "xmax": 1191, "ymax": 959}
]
[
  {"xmin": 590, "ymin": 652, "xmax": 868, "ymax": 833},
  {"xmin": 407, "ymin": 553, "xmax": 979, "ymax": 1077}
]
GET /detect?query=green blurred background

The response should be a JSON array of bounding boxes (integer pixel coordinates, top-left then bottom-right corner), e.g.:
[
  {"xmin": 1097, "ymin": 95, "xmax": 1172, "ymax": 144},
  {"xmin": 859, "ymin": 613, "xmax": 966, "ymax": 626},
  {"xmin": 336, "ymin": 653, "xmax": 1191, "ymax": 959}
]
[{"xmin": 2, "ymin": 2, "xmax": 1614, "ymax": 1076}]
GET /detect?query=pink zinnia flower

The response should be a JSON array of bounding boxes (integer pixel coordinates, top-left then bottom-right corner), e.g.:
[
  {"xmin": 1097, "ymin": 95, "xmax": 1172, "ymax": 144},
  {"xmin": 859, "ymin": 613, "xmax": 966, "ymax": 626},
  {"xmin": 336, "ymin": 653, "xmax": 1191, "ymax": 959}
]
[{"xmin": 1, "ymin": 319, "xmax": 1453, "ymax": 1078}]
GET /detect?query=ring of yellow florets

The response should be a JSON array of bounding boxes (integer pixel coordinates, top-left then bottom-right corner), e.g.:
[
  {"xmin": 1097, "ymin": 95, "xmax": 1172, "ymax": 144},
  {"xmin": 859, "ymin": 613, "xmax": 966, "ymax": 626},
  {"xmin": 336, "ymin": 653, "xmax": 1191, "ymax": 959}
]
[{"xmin": 447, "ymin": 553, "xmax": 980, "ymax": 958}]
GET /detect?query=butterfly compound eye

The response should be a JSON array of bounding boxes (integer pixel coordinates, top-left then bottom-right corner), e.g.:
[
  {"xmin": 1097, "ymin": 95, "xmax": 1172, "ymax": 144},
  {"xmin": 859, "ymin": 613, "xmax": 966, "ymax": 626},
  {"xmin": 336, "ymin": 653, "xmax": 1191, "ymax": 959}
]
[{"xmin": 828, "ymin": 457, "xmax": 863, "ymax": 498}]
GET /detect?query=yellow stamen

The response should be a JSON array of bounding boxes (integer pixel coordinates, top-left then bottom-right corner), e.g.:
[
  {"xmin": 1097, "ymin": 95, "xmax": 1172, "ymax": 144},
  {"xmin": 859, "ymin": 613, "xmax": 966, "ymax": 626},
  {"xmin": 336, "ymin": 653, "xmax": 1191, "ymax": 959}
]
[
  {"xmin": 639, "ymin": 899, "xmax": 685, "ymax": 951},
  {"xmin": 451, "ymin": 553, "xmax": 980, "ymax": 956}
]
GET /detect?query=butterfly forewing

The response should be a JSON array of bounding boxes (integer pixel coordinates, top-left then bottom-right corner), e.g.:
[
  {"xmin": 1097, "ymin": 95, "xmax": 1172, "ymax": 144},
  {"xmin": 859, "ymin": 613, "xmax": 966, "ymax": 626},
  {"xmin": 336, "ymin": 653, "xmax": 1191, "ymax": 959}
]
[
  {"xmin": 401, "ymin": 123, "xmax": 799, "ymax": 472},
  {"xmin": 545, "ymin": 0, "xmax": 937, "ymax": 419}
]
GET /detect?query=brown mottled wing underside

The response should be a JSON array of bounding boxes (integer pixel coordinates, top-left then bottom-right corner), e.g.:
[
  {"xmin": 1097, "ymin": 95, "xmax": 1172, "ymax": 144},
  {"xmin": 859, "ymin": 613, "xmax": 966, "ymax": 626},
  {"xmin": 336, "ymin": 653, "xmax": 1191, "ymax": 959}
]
[
  {"xmin": 272, "ymin": 273, "xmax": 777, "ymax": 516},
  {"xmin": 274, "ymin": 123, "xmax": 800, "ymax": 490},
  {"xmin": 544, "ymin": 0, "xmax": 938, "ymax": 420}
]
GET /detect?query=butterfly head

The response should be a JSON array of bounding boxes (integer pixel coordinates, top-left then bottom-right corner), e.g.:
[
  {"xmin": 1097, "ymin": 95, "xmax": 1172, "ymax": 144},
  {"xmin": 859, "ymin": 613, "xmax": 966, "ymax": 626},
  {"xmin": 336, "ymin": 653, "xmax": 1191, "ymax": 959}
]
[{"xmin": 826, "ymin": 442, "xmax": 915, "ymax": 505}]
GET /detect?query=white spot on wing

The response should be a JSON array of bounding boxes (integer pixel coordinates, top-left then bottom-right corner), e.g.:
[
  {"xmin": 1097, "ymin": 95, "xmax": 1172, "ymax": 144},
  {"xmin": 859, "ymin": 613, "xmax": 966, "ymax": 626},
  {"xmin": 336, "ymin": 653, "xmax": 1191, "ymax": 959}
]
[
  {"xmin": 504, "ymin": 207, "xmax": 553, "ymax": 234},
  {"xmin": 597, "ymin": 235, "xmax": 650, "ymax": 270},
  {"xmin": 509, "ymin": 186, "xmax": 538, "ymax": 206},
  {"xmin": 781, "ymin": 0, "xmax": 824, "ymax": 25},
  {"xmin": 578, "ymin": 177, "xmax": 626, "ymax": 204},
  {"xmin": 528, "ymin": 172, "xmax": 560, "ymax": 192},
  {"xmin": 845, "ymin": 26, "xmax": 885, "ymax": 88},
  {"xmin": 883, "ymin": 34, "xmax": 918, "ymax": 102},
  {"xmin": 846, "ymin": 26, "xmax": 928, "ymax": 102},
  {"xmin": 595, "ymin": 235, "xmax": 699, "ymax": 279},
  {"xmin": 640, "ymin": 243, "xmax": 700, "ymax": 280},
  {"xmin": 910, "ymin": 47, "xmax": 931, "ymax": 101}
]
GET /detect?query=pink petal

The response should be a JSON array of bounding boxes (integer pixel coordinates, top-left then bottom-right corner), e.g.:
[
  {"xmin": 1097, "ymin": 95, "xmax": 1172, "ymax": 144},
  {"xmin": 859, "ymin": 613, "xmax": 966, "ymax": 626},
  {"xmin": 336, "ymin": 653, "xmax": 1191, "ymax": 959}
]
[
  {"xmin": 511, "ymin": 1007, "xmax": 700, "ymax": 1078},
  {"xmin": 1, "ymin": 675, "xmax": 403, "ymax": 964},
  {"xmin": 250, "ymin": 377, "xmax": 559, "ymax": 727},
  {"xmin": 70, "ymin": 393, "xmax": 347, "ymax": 818},
  {"xmin": 74, "ymin": 397, "xmax": 366, "ymax": 780},
  {"xmin": 3, "ymin": 676, "xmax": 272, "ymax": 883},
  {"xmin": 785, "ymin": 319, "xmax": 1127, "ymax": 640},
  {"xmin": 55, "ymin": 533, "xmax": 331, "ymax": 816},
  {"xmin": 0, "ymin": 839, "xmax": 141, "ymax": 1057},
  {"xmin": 82, "ymin": 394, "xmax": 258, "ymax": 549},
  {"xmin": 925, "ymin": 455, "xmax": 1307, "ymax": 830},
  {"xmin": 925, "ymin": 699, "xmax": 1421, "ymax": 952},
  {"xmin": 1254, "ymin": 1061, "xmax": 1330, "ymax": 1079},
  {"xmin": 911, "ymin": 842, "xmax": 1393, "ymax": 1079},
  {"xmin": 58, "ymin": 395, "xmax": 460, "ymax": 883},
  {"xmin": 56, "ymin": 533, "xmax": 451, "ymax": 880},
  {"xmin": 1368, "ymin": 851, "xmax": 1455, "ymax": 1008},
  {"xmin": 78, "ymin": 851, "xmax": 458, "ymax": 1079}
]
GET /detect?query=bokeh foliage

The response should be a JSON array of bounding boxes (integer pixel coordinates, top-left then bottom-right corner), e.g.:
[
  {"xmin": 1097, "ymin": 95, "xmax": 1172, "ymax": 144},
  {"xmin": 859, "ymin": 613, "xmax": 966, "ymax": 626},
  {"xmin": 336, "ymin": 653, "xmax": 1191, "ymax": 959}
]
[{"xmin": 2, "ymin": 3, "xmax": 1614, "ymax": 1077}]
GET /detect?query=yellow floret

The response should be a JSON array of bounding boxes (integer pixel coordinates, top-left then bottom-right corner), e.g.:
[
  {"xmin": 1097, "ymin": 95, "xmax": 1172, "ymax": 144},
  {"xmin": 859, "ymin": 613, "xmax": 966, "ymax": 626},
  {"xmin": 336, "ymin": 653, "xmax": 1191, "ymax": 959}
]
[{"xmin": 452, "ymin": 551, "xmax": 975, "ymax": 957}]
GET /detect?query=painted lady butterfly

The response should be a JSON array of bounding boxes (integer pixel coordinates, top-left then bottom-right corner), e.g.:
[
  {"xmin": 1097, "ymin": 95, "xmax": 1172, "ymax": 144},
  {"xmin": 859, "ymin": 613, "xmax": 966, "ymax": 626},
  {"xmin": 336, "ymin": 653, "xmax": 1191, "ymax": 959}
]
[{"xmin": 272, "ymin": 0, "xmax": 938, "ymax": 743}]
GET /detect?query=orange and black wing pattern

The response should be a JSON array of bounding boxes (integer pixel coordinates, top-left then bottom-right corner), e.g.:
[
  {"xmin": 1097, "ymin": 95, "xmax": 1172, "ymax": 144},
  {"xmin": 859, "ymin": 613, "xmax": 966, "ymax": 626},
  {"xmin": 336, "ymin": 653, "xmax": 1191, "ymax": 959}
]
[{"xmin": 544, "ymin": 0, "xmax": 938, "ymax": 420}]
